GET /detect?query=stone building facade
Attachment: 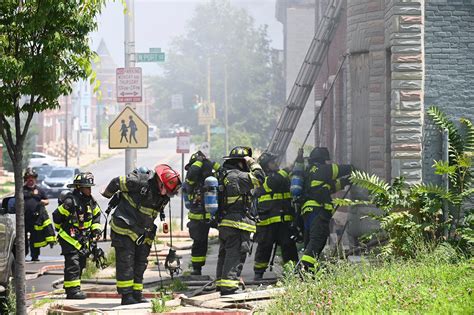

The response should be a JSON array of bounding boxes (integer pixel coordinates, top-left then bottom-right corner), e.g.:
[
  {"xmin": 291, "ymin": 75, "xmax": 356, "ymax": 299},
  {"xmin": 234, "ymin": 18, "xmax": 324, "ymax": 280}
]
[{"xmin": 276, "ymin": 0, "xmax": 473, "ymax": 242}]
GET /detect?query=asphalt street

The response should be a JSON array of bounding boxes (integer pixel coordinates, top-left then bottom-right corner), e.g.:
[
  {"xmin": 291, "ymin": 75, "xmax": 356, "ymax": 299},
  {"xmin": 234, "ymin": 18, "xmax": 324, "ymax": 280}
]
[{"xmin": 25, "ymin": 137, "xmax": 193, "ymax": 293}]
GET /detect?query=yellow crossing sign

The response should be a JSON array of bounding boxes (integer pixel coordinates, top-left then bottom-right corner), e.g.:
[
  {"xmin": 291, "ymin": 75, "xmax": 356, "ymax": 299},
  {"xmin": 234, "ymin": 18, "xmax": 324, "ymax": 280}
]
[
  {"xmin": 198, "ymin": 102, "xmax": 216, "ymax": 126},
  {"xmin": 109, "ymin": 106, "xmax": 149, "ymax": 149}
]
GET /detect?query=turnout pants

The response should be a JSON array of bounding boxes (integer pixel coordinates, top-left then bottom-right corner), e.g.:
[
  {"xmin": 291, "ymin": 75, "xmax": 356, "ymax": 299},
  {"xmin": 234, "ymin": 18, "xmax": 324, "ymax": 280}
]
[
  {"xmin": 25, "ymin": 227, "xmax": 40, "ymax": 260},
  {"xmin": 59, "ymin": 238, "xmax": 87, "ymax": 294},
  {"xmin": 216, "ymin": 226, "xmax": 251, "ymax": 294},
  {"xmin": 254, "ymin": 222, "xmax": 298, "ymax": 274},
  {"xmin": 187, "ymin": 219, "xmax": 210, "ymax": 270},
  {"xmin": 301, "ymin": 207, "xmax": 332, "ymax": 270},
  {"xmin": 111, "ymin": 231, "xmax": 151, "ymax": 295}
]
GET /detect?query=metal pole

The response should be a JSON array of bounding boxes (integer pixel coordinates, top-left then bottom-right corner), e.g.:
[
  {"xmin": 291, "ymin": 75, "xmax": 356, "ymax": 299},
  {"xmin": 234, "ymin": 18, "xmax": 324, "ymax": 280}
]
[
  {"xmin": 207, "ymin": 57, "xmax": 212, "ymax": 146},
  {"xmin": 97, "ymin": 104, "xmax": 101, "ymax": 158},
  {"xmin": 65, "ymin": 96, "xmax": 68, "ymax": 166},
  {"xmin": 181, "ymin": 153, "xmax": 184, "ymax": 231},
  {"xmin": 124, "ymin": 0, "xmax": 136, "ymax": 174},
  {"xmin": 224, "ymin": 62, "xmax": 229, "ymax": 155}
]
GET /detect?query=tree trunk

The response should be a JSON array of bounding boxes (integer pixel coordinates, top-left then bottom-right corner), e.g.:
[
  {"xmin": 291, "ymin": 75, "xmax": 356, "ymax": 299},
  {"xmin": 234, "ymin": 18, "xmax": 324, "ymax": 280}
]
[{"xmin": 13, "ymin": 154, "xmax": 26, "ymax": 315}]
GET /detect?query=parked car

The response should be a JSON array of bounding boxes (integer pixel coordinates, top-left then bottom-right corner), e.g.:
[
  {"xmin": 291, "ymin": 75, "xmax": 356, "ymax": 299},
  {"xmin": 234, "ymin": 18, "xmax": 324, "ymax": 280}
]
[
  {"xmin": 0, "ymin": 197, "xmax": 16, "ymax": 304},
  {"xmin": 28, "ymin": 152, "xmax": 62, "ymax": 167},
  {"xmin": 32, "ymin": 165, "xmax": 54, "ymax": 185},
  {"xmin": 149, "ymin": 125, "xmax": 158, "ymax": 141},
  {"xmin": 159, "ymin": 127, "xmax": 176, "ymax": 138},
  {"xmin": 42, "ymin": 167, "xmax": 80, "ymax": 197}
]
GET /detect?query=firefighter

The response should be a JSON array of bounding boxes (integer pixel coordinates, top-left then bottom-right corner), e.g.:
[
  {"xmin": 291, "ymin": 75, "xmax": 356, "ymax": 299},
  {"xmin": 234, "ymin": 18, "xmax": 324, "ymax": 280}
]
[
  {"xmin": 101, "ymin": 164, "xmax": 181, "ymax": 305},
  {"xmin": 253, "ymin": 152, "xmax": 298, "ymax": 280},
  {"xmin": 52, "ymin": 172, "xmax": 102, "ymax": 299},
  {"xmin": 23, "ymin": 167, "xmax": 55, "ymax": 261},
  {"xmin": 293, "ymin": 147, "xmax": 353, "ymax": 271},
  {"xmin": 216, "ymin": 146, "xmax": 265, "ymax": 295},
  {"xmin": 183, "ymin": 151, "xmax": 221, "ymax": 276}
]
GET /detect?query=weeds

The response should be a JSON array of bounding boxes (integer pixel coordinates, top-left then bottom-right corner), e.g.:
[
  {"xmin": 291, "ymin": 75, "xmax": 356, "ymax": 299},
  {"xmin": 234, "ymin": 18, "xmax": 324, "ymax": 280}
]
[{"xmin": 267, "ymin": 246, "xmax": 473, "ymax": 314}]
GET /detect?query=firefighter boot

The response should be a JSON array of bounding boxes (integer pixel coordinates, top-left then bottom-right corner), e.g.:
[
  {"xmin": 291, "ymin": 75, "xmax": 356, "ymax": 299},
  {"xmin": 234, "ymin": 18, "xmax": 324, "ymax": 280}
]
[
  {"xmin": 66, "ymin": 289, "xmax": 87, "ymax": 300},
  {"xmin": 254, "ymin": 271, "xmax": 264, "ymax": 281},
  {"xmin": 191, "ymin": 268, "xmax": 202, "ymax": 276},
  {"xmin": 121, "ymin": 293, "xmax": 138, "ymax": 305},
  {"xmin": 133, "ymin": 291, "xmax": 149, "ymax": 303}
]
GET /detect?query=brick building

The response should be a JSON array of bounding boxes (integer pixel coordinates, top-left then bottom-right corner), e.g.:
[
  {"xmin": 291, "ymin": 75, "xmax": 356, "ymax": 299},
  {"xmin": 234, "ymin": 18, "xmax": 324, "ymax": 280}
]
[{"xmin": 276, "ymin": 0, "xmax": 474, "ymax": 242}]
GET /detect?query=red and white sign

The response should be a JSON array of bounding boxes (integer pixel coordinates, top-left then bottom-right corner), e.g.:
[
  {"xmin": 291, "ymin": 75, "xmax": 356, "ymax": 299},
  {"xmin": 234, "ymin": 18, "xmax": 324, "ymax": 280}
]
[
  {"xmin": 116, "ymin": 67, "xmax": 142, "ymax": 103},
  {"xmin": 176, "ymin": 132, "xmax": 191, "ymax": 154}
]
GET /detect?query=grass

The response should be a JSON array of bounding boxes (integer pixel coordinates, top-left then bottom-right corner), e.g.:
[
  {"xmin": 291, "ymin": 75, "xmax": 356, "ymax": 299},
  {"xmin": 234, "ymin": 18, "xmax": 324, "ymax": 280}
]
[
  {"xmin": 0, "ymin": 181, "xmax": 14, "ymax": 196},
  {"xmin": 82, "ymin": 247, "xmax": 116, "ymax": 279},
  {"xmin": 266, "ymin": 248, "xmax": 474, "ymax": 314},
  {"xmin": 151, "ymin": 295, "xmax": 173, "ymax": 313}
]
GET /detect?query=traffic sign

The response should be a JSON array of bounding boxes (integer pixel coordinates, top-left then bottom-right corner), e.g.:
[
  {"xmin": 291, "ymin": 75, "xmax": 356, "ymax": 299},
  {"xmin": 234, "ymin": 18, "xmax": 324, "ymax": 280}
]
[
  {"xmin": 171, "ymin": 94, "xmax": 183, "ymax": 110},
  {"xmin": 109, "ymin": 106, "xmax": 149, "ymax": 149},
  {"xmin": 116, "ymin": 67, "xmax": 142, "ymax": 103},
  {"xmin": 176, "ymin": 132, "xmax": 191, "ymax": 154},
  {"xmin": 137, "ymin": 52, "xmax": 165, "ymax": 63},
  {"xmin": 149, "ymin": 48, "xmax": 161, "ymax": 53},
  {"xmin": 198, "ymin": 102, "xmax": 216, "ymax": 126}
]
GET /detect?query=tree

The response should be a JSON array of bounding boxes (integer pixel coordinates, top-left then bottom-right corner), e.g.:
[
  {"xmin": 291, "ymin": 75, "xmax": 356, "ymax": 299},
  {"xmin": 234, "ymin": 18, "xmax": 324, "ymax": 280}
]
[
  {"xmin": 0, "ymin": 1, "xmax": 108, "ymax": 313},
  {"xmin": 150, "ymin": 0, "xmax": 284, "ymax": 156}
]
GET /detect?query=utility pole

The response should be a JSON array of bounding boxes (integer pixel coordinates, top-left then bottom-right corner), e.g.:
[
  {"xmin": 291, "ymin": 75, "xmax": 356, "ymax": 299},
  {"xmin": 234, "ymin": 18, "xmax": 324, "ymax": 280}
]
[
  {"xmin": 224, "ymin": 62, "xmax": 229, "ymax": 155},
  {"xmin": 65, "ymin": 96, "xmax": 68, "ymax": 166},
  {"xmin": 124, "ymin": 0, "xmax": 136, "ymax": 174},
  {"xmin": 206, "ymin": 57, "xmax": 211, "ymax": 143},
  {"xmin": 97, "ymin": 104, "xmax": 101, "ymax": 158}
]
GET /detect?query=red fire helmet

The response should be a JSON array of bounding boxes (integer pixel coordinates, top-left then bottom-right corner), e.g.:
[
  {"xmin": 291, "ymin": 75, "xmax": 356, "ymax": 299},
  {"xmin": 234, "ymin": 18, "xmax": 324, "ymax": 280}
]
[{"xmin": 154, "ymin": 164, "xmax": 181, "ymax": 196}]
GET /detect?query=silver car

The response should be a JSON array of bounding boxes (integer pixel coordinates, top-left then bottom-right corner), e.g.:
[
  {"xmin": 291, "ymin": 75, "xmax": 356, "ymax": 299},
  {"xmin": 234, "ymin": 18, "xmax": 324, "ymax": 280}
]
[
  {"xmin": 42, "ymin": 167, "xmax": 80, "ymax": 197},
  {"xmin": 0, "ymin": 197, "xmax": 16, "ymax": 300}
]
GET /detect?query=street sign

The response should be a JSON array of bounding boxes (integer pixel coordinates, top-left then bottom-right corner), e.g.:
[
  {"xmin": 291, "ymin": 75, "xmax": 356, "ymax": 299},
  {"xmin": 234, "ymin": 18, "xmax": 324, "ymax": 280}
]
[
  {"xmin": 200, "ymin": 142, "xmax": 210, "ymax": 158},
  {"xmin": 109, "ymin": 106, "xmax": 149, "ymax": 149},
  {"xmin": 176, "ymin": 132, "xmax": 191, "ymax": 154},
  {"xmin": 198, "ymin": 102, "xmax": 216, "ymax": 126},
  {"xmin": 171, "ymin": 94, "xmax": 183, "ymax": 110},
  {"xmin": 137, "ymin": 52, "xmax": 165, "ymax": 63},
  {"xmin": 116, "ymin": 67, "xmax": 142, "ymax": 103},
  {"xmin": 149, "ymin": 48, "xmax": 162, "ymax": 53}
]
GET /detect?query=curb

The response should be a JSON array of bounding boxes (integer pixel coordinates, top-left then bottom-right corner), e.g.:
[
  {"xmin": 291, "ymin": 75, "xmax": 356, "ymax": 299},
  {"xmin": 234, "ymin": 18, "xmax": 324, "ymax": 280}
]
[{"xmin": 25, "ymin": 264, "xmax": 64, "ymax": 280}]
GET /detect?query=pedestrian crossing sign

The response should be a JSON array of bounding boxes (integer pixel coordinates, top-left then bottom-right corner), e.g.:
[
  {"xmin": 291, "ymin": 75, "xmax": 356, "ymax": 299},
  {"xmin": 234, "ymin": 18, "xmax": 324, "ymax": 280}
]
[{"xmin": 109, "ymin": 106, "xmax": 149, "ymax": 149}]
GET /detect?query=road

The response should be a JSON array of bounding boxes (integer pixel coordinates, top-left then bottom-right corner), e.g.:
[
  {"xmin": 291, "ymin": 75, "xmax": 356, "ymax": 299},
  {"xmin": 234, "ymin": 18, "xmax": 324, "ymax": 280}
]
[{"xmin": 26, "ymin": 137, "xmax": 194, "ymax": 294}]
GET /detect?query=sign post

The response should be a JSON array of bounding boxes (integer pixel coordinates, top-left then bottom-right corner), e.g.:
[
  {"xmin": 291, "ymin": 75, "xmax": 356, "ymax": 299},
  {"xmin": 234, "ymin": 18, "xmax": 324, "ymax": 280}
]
[{"xmin": 177, "ymin": 132, "xmax": 190, "ymax": 231}]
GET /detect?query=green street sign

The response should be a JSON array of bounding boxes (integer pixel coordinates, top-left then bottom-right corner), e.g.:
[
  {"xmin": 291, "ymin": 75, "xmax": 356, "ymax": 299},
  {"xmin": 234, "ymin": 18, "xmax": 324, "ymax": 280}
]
[
  {"xmin": 137, "ymin": 52, "xmax": 165, "ymax": 63},
  {"xmin": 149, "ymin": 48, "xmax": 162, "ymax": 53}
]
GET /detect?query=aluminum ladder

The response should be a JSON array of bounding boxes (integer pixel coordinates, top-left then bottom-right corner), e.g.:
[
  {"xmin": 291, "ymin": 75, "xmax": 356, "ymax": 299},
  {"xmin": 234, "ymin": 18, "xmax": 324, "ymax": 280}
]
[{"xmin": 267, "ymin": 0, "xmax": 345, "ymax": 158}]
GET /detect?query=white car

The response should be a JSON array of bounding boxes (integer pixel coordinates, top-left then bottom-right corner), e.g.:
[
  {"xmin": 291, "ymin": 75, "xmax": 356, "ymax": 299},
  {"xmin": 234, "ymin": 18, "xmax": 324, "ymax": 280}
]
[{"xmin": 28, "ymin": 152, "xmax": 62, "ymax": 167}]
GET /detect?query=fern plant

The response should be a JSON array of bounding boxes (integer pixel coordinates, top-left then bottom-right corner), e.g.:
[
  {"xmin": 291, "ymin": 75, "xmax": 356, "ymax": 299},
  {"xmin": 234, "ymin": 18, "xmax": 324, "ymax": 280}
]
[{"xmin": 334, "ymin": 108, "xmax": 473, "ymax": 257}]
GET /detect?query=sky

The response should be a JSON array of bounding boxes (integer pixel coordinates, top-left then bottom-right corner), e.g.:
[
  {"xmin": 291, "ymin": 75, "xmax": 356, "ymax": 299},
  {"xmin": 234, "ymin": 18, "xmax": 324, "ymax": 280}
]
[{"xmin": 91, "ymin": 0, "xmax": 283, "ymax": 76}]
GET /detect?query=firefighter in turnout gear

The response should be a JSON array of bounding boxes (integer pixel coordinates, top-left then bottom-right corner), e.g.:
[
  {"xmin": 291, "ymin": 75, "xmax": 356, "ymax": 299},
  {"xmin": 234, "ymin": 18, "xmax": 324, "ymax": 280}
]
[
  {"xmin": 293, "ymin": 147, "xmax": 353, "ymax": 271},
  {"xmin": 101, "ymin": 164, "xmax": 181, "ymax": 305},
  {"xmin": 216, "ymin": 146, "xmax": 265, "ymax": 295},
  {"xmin": 23, "ymin": 167, "xmax": 55, "ymax": 261},
  {"xmin": 52, "ymin": 172, "xmax": 102, "ymax": 299},
  {"xmin": 183, "ymin": 151, "xmax": 221, "ymax": 276},
  {"xmin": 253, "ymin": 152, "xmax": 298, "ymax": 280}
]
